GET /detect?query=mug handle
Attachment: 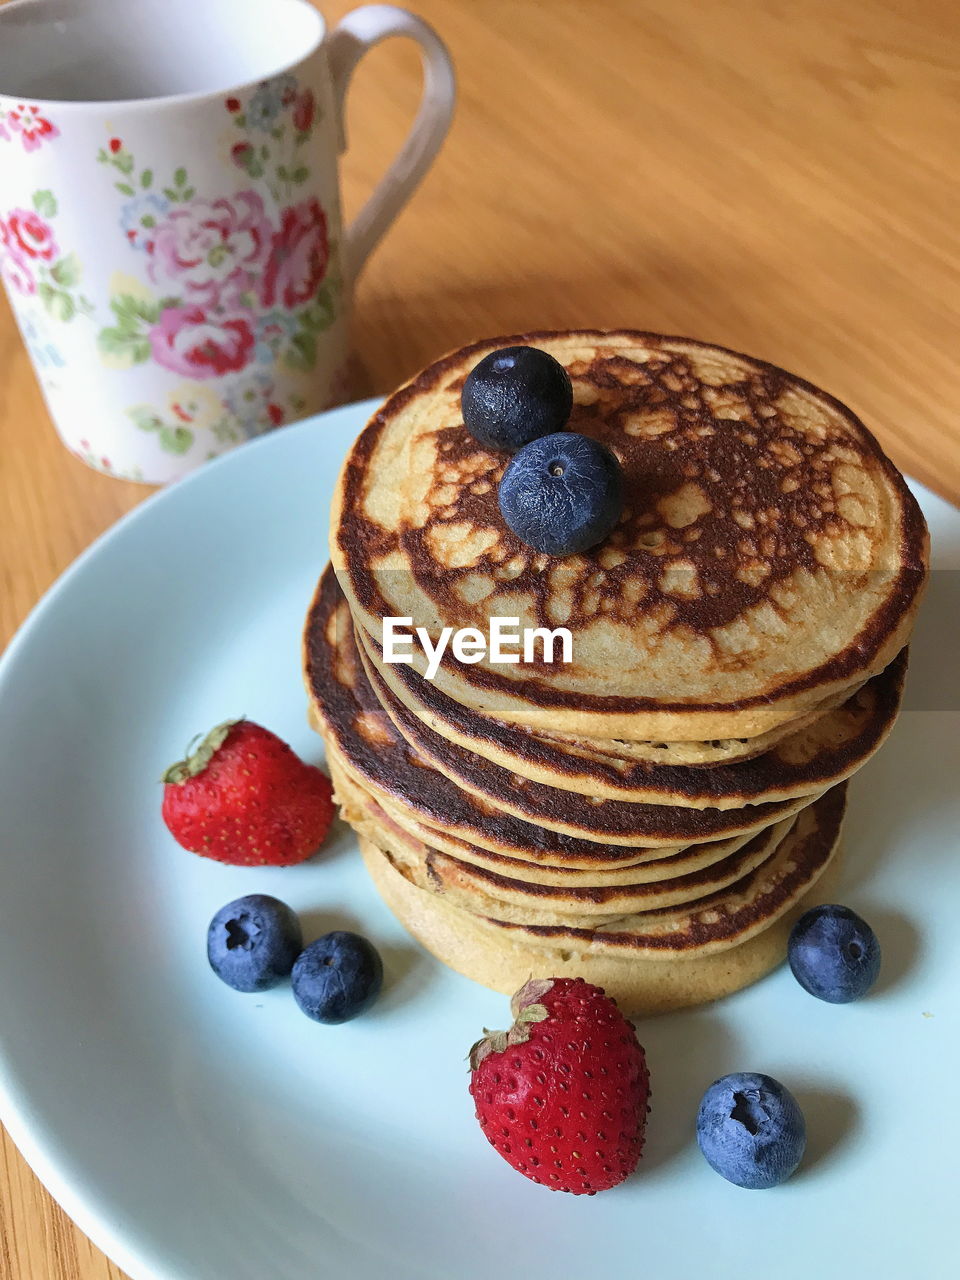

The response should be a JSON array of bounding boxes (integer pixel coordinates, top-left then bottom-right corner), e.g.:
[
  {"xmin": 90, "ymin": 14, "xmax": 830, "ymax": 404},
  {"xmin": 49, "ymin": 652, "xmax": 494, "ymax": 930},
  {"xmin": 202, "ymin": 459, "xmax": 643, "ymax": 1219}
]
[{"xmin": 326, "ymin": 4, "xmax": 456, "ymax": 283}]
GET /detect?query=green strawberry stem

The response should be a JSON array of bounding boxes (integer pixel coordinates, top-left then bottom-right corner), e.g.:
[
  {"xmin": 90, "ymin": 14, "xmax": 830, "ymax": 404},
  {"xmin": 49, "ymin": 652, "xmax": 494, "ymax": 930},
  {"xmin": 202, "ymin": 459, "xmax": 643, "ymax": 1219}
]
[
  {"xmin": 162, "ymin": 719, "xmax": 241, "ymax": 784},
  {"xmin": 468, "ymin": 978, "xmax": 554, "ymax": 1070}
]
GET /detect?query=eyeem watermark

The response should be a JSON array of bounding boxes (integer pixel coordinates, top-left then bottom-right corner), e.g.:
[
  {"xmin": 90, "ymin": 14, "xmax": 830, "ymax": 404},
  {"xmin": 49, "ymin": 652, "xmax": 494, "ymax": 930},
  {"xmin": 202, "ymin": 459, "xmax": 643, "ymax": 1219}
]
[{"xmin": 382, "ymin": 617, "xmax": 573, "ymax": 680}]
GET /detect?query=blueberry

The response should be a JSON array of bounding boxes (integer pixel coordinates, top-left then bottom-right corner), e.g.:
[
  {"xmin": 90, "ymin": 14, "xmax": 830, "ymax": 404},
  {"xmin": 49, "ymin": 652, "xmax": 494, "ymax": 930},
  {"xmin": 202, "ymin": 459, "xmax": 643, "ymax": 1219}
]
[
  {"xmin": 788, "ymin": 903, "xmax": 881, "ymax": 1003},
  {"xmin": 498, "ymin": 431, "xmax": 623, "ymax": 556},
  {"xmin": 461, "ymin": 346, "xmax": 573, "ymax": 451},
  {"xmin": 291, "ymin": 931, "xmax": 383, "ymax": 1024},
  {"xmin": 207, "ymin": 894, "xmax": 302, "ymax": 993},
  {"xmin": 697, "ymin": 1072, "xmax": 806, "ymax": 1189}
]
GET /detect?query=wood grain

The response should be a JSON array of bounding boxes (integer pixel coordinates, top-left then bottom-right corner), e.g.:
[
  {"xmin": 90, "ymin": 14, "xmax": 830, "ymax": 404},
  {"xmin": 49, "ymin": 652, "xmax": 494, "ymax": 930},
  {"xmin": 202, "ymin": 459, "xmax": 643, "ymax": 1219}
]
[{"xmin": 1, "ymin": 0, "xmax": 957, "ymax": 1274}]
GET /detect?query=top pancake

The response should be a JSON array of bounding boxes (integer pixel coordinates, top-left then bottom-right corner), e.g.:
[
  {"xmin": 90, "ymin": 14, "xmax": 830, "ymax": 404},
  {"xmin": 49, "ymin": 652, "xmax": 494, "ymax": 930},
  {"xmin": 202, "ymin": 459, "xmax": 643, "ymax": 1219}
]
[{"xmin": 331, "ymin": 330, "xmax": 928, "ymax": 741}]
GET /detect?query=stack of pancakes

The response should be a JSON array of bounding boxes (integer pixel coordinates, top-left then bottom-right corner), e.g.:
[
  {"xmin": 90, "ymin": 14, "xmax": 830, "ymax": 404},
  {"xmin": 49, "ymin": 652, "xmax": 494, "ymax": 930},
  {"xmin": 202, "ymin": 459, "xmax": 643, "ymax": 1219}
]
[{"xmin": 304, "ymin": 331, "xmax": 928, "ymax": 1014}]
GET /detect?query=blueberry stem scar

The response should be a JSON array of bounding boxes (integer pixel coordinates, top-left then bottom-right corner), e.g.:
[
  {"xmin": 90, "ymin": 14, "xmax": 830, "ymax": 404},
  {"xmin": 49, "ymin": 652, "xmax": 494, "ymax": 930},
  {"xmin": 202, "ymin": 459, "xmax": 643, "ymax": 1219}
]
[
  {"xmin": 730, "ymin": 1090, "xmax": 766, "ymax": 1136},
  {"xmin": 225, "ymin": 916, "xmax": 259, "ymax": 952}
]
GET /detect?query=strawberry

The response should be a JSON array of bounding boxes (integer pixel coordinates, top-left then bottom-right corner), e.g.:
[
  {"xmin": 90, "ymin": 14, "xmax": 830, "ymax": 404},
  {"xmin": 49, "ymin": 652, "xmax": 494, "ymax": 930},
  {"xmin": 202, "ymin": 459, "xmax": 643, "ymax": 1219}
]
[
  {"xmin": 161, "ymin": 719, "xmax": 334, "ymax": 866},
  {"xmin": 468, "ymin": 977, "xmax": 650, "ymax": 1194}
]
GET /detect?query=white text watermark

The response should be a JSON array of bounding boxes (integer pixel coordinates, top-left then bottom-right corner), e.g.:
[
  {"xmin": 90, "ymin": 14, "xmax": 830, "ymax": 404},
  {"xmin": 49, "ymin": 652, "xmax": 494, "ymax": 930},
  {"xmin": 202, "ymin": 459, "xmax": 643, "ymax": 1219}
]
[{"xmin": 381, "ymin": 617, "xmax": 572, "ymax": 680}]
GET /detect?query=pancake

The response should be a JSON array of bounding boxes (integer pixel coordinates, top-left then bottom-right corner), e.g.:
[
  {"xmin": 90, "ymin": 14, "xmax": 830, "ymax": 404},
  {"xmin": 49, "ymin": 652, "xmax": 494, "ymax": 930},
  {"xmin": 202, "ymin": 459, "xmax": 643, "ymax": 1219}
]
[
  {"xmin": 325, "ymin": 738, "xmax": 702, "ymax": 881},
  {"xmin": 357, "ymin": 819, "xmax": 845, "ymax": 1016},
  {"xmin": 535, "ymin": 681, "xmax": 864, "ymax": 768},
  {"xmin": 332, "ymin": 757, "xmax": 796, "ymax": 920},
  {"xmin": 337, "ymin": 765, "xmax": 773, "ymax": 887},
  {"xmin": 319, "ymin": 714, "xmax": 688, "ymax": 870},
  {"xmin": 363, "ymin": 783, "xmax": 844, "ymax": 958},
  {"xmin": 357, "ymin": 630, "xmax": 827, "ymax": 843},
  {"xmin": 358, "ymin": 615, "xmax": 906, "ymax": 807},
  {"xmin": 345, "ymin": 782, "xmax": 797, "ymax": 925},
  {"xmin": 481, "ymin": 783, "xmax": 846, "ymax": 957},
  {"xmin": 305, "ymin": 568, "xmax": 819, "ymax": 852},
  {"xmin": 331, "ymin": 330, "xmax": 927, "ymax": 741}
]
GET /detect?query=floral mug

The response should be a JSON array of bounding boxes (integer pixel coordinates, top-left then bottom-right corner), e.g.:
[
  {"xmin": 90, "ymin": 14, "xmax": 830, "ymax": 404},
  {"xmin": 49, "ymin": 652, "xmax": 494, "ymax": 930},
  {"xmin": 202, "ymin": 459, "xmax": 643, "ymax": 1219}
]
[{"xmin": 0, "ymin": 0, "xmax": 455, "ymax": 483}]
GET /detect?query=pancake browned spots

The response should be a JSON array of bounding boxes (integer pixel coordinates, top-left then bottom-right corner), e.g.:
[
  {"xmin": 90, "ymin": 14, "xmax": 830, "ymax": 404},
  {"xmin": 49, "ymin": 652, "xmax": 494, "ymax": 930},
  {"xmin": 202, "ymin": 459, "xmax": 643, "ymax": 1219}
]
[{"xmin": 332, "ymin": 331, "xmax": 927, "ymax": 737}]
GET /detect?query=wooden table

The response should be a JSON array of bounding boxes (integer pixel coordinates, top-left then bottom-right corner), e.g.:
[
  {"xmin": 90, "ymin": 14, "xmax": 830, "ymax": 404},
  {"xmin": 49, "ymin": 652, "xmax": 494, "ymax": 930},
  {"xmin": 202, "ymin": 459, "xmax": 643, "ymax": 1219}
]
[{"xmin": 1, "ymin": 1, "xmax": 957, "ymax": 1274}]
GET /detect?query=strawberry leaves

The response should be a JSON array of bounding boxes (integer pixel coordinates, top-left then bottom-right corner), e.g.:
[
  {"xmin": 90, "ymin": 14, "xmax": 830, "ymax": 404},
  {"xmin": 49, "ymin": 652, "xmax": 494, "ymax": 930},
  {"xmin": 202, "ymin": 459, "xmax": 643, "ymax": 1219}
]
[
  {"xmin": 467, "ymin": 998, "xmax": 549, "ymax": 1069},
  {"xmin": 162, "ymin": 719, "xmax": 241, "ymax": 784},
  {"xmin": 511, "ymin": 977, "xmax": 555, "ymax": 1018}
]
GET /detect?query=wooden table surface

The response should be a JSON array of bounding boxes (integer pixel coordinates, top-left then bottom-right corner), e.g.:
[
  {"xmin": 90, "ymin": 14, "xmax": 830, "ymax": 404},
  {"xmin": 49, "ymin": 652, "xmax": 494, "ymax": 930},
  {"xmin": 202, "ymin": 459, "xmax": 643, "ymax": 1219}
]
[{"xmin": 1, "ymin": 0, "xmax": 957, "ymax": 1274}]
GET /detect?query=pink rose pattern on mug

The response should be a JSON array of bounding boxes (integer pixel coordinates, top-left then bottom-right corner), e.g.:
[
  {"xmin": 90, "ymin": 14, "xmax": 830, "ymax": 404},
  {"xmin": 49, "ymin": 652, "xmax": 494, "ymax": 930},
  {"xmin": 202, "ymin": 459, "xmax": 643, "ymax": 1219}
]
[
  {"xmin": 0, "ymin": 1, "xmax": 455, "ymax": 483},
  {"xmin": 0, "ymin": 78, "xmax": 342, "ymax": 474},
  {"xmin": 0, "ymin": 104, "xmax": 87, "ymax": 311}
]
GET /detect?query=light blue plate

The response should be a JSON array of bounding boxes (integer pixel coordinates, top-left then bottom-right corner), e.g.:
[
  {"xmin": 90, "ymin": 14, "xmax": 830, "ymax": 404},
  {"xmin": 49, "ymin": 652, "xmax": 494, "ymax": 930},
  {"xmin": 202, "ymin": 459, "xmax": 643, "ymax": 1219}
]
[{"xmin": 0, "ymin": 401, "xmax": 957, "ymax": 1280}]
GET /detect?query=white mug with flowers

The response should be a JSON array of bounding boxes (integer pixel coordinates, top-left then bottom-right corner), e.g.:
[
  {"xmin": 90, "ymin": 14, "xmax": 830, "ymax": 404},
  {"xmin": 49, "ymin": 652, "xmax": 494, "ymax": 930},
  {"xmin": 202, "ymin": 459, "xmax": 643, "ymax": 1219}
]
[{"xmin": 0, "ymin": 0, "xmax": 454, "ymax": 483}]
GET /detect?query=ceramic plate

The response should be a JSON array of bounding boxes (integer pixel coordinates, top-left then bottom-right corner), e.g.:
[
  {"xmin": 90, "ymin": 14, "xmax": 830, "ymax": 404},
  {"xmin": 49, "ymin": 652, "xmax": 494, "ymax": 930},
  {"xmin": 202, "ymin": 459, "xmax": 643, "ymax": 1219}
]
[{"xmin": 0, "ymin": 401, "xmax": 957, "ymax": 1280}]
